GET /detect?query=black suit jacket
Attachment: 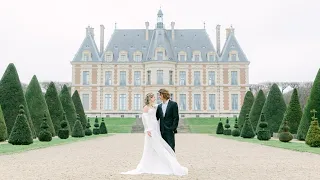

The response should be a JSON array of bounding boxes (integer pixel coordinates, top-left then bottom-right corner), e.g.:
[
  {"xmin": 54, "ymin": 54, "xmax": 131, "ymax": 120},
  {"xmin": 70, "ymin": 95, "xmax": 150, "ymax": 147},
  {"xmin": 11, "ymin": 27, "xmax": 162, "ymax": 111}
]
[{"xmin": 156, "ymin": 100, "xmax": 179, "ymax": 134}]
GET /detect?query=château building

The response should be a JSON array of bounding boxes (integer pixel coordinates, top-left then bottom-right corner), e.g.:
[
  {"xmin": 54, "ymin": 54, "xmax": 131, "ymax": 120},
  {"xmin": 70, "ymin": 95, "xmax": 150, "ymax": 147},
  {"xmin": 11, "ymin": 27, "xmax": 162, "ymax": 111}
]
[{"xmin": 71, "ymin": 9, "xmax": 250, "ymax": 118}]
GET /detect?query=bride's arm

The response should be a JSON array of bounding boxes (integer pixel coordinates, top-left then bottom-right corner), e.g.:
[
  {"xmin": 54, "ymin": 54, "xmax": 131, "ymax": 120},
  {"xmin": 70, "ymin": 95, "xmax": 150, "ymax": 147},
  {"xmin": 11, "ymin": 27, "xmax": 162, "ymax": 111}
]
[{"xmin": 142, "ymin": 106, "xmax": 152, "ymax": 134}]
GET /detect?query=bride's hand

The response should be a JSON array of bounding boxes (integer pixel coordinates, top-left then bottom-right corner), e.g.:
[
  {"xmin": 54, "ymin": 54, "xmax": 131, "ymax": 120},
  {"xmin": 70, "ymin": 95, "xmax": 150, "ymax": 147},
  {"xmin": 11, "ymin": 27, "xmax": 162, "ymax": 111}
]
[{"xmin": 147, "ymin": 131, "xmax": 152, "ymax": 137}]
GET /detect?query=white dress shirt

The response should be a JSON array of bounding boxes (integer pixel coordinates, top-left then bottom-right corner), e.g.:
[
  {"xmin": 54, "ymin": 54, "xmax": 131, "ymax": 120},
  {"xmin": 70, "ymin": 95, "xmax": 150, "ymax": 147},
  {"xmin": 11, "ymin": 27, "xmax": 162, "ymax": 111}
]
[{"xmin": 161, "ymin": 99, "xmax": 169, "ymax": 117}]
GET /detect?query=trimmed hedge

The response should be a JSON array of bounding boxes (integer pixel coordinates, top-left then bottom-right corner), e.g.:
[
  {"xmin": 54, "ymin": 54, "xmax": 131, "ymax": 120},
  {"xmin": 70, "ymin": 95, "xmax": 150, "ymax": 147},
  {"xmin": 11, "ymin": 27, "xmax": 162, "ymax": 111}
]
[
  {"xmin": 25, "ymin": 75, "xmax": 55, "ymax": 137},
  {"xmin": 249, "ymin": 90, "xmax": 266, "ymax": 133},
  {"xmin": 231, "ymin": 117, "xmax": 240, "ymax": 137},
  {"xmin": 58, "ymin": 112, "xmax": 70, "ymax": 139},
  {"xmin": 238, "ymin": 91, "xmax": 255, "ymax": 130},
  {"xmin": 8, "ymin": 105, "xmax": 33, "ymax": 145},
  {"xmin": 240, "ymin": 114, "xmax": 255, "ymax": 138},
  {"xmin": 59, "ymin": 85, "xmax": 77, "ymax": 131},
  {"xmin": 297, "ymin": 69, "xmax": 320, "ymax": 140},
  {"xmin": 223, "ymin": 117, "xmax": 231, "ymax": 135},
  {"xmin": 85, "ymin": 117, "xmax": 92, "ymax": 136},
  {"xmin": 45, "ymin": 82, "xmax": 69, "ymax": 134},
  {"xmin": 216, "ymin": 118, "xmax": 224, "ymax": 134},
  {"xmin": 0, "ymin": 63, "xmax": 35, "ymax": 138},
  {"xmin": 99, "ymin": 117, "xmax": 108, "ymax": 134},
  {"xmin": 71, "ymin": 115, "xmax": 85, "ymax": 138},
  {"xmin": 38, "ymin": 114, "xmax": 53, "ymax": 142},
  {"xmin": 305, "ymin": 110, "xmax": 320, "ymax": 147},
  {"xmin": 93, "ymin": 116, "xmax": 100, "ymax": 135},
  {"xmin": 0, "ymin": 105, "xmax": 7, "ymax": 141},
  {"xmin": 257, "ymin": 113, "xmax": 271, "ymax": 141},
  {"xmin": 278, "ymin": 121, "xmax": 293, "ymax": 142},
  {"xmin": 72, "ymin": 90, "xmax": 87, "ymax": 130}
]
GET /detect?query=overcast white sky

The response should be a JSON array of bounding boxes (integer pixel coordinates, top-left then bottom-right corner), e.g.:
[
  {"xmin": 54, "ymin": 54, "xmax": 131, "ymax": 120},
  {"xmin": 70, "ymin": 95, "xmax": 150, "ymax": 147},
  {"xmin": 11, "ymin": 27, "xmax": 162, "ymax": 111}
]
[{"xmin": 0, "ymin": 0, "xmax": 319, "ymax": 84}]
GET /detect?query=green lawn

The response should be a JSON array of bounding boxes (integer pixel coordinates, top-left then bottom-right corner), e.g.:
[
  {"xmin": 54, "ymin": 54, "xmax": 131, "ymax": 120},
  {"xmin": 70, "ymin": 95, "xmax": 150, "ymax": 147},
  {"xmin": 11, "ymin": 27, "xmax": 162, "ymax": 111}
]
[
  {"xmin": 184, "ymin": 117, "xmax": 234, "ymax": 133},
  {"xmin": 0, "ymin": 134, "xmax": 111, "ymax": 155},
  {"xmin": 88, "ymin": 117, "xmax": 136, "ymax": 133}
]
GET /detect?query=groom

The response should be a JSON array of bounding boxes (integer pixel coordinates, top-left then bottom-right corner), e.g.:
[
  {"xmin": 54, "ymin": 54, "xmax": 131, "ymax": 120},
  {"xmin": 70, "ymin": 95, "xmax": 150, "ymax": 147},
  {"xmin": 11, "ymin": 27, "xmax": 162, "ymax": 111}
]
[{"xmin": 156, "ymin": 89, "xmax": 179, "ymax": 152}]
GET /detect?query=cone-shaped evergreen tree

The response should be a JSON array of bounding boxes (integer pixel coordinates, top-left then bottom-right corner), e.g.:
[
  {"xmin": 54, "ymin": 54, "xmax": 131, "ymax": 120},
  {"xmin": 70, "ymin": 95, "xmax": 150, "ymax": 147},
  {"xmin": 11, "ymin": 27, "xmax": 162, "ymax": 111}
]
[
  {"xmin": 223, "ymin": 117, "xmax": 231, "ymax": 135},
  {"xmin": 38, "ymin": 113, "xmax": 52, "ymax": 142},
  {"xmin": 0, "ymin": 105, "xmax": 8, "ymax": 141},
  {"xmin": 238, "ymin": 91, "xmax": 255, "ymax": 130},
  {"xmin": 231, "ymin": 117, "xmax": 240, "ymax": 137},
  {"xmin": 59, "ymin": 85, "xmax": 77, "ymax": 131},
  {"xmin": 257, "ymin": 113, "xmax": 271, "ymax": 140},
  {"xmin": 93, "ymin": 116, "xmax": 100, "ymax": 135},
  {"xmin": 99, "ymin": 117, "xmax": 108, "ymax": 134},
  {"xmin": 305, "ymin": 109, "xmax": 320, "ymax": 147},
  {"xmin": 71, "ymin": 114, "xmax": 85, "ymax": 138},
  {"xmin": 8, "ymin": 105, "xmax": 33, "ymax": 145},
  {"xmin": 279, "ymin": 88, "xmax": 302, "ymax": 134},
  {"xmin": 25, "ymin": 75, "xmax": 55, "ymax": 137},
  {"xmin": 240, "ymin": 114, "xmax": 255, "ymax": 138},
  {"xmin": 278, "ymin": 121, "xmax": 293, "ymax": 142},
  {"xmin": 297, "ymin": 69, "xmax": 320, "ymax": 140},
  {"xmin": 0, "ymin": 63, "xmax": 35, "ymax": 137},
  {"xmin": 45, "ymin": 82, "xmax": 66, "ymax": 134},
  {"xmin": 249, "ymin": 90, "xmax": 266, "ymax": 133},
  {"xmin": 258, "ymin": 83, "xmax": 286, "ymax": 136},
  {"xmin": 85, "ymin": 117, "xmax": 92, "ymax": 136},
  {"xmin": 72, "ymin": 90, "xmax": 87, "ymax": 130},
  {"xmin": 216, "ymin": 118, "xmax": 224, "ymax": 134},
  {"xmin": 58, "ymin": 112, "xmax": 70, "ymax": 139}
]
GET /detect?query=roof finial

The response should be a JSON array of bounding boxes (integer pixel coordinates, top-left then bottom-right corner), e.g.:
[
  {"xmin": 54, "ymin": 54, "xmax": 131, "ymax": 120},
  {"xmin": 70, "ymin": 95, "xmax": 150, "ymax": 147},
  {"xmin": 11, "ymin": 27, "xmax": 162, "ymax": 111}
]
[
  {"xmin": 203, "ymin": 21, "xmax": 206, "ymax": 29},
  {"xmin": 115, "ymin": 22, "xmax": 117, "ymax": 29}
]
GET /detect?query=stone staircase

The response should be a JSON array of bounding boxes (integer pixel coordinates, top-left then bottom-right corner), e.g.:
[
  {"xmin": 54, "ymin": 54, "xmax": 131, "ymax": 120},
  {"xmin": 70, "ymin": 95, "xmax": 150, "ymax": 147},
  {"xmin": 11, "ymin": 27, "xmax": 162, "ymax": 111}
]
[{"xmin": 131, "ymin": 117, "xmax": 190, "ymax": 133}]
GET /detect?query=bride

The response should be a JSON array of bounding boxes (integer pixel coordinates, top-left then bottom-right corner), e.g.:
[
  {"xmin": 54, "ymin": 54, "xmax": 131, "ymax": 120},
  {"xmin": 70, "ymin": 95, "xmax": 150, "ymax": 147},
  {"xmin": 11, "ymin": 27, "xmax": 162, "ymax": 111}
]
[{"xmin": 121, "ymin": 93, "xmax": 188, "ymax": 176}]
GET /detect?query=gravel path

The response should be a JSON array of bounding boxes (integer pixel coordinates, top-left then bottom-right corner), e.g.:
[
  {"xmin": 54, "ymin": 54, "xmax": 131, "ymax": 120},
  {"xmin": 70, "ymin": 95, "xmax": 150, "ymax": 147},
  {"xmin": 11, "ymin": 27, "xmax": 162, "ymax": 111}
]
[{"xmin": 1, "ymin": 134, "xmax": 320, "ymax": 180}]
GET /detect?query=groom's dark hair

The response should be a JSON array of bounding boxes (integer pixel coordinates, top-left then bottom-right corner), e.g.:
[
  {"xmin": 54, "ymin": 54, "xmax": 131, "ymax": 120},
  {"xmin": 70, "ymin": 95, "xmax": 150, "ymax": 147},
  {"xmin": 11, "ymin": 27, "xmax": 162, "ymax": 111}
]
[{"xmin": 158, "ymin": 89, "xmax": 170, "ymax": 100}]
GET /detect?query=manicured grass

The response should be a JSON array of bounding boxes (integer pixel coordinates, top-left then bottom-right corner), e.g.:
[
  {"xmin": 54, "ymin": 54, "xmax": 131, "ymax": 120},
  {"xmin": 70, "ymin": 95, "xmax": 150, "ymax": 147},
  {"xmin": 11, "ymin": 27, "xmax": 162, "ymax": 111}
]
[
  {"xmin": 213, "ymin": 134, "xmax": 320, "ymax": 154},
  {"xmin": 185, "ymin": 117, "xmax": 235, "ymax": 133},
  {"xmin": 0, "ymin": 134, "xmax": 111, "ymax": 155},
  {"xmin": 89, "ymin": 117, "xmax": 136, "ymax": 133}
]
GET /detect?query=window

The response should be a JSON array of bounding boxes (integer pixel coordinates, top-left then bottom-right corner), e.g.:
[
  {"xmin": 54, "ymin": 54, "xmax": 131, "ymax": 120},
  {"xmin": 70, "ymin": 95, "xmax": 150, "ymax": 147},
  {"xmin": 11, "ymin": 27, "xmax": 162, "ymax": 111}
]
[
  {"xmin": 105, "ymin": 71, "xmax": 112, "ymax": 86},
  {"xmin": 134, "ymin": 94, "xmax": 141, "ymax": 110},
  {"xmin": 104, "ymin": 94, "xmax": 112, "ymax": 110},
  {"xmin": 119, "ymin": 94, "xmax": 126, "ymax": 110},
  {"xmin": 157, "ymin": 51, "xmax": 163, "ymax": 60},
  {"xmin": 105, "ymin": 54, "xmax": 112, "ymax": 61},
  {"xmin": 193, "ymin": 94, "xmax": 201, "ymax": 110},
  {"xmin": 134, "ymin": 71, "xmax": 141, "ymax": 86},
  {"xmin": 170, "ymin": 93, "xmax": 174, "ymax": 101},
  {"xmin": 179, "ymin": 71, "xmax": 186, "ymax": 85},
  {"xmin": 209, "ymin": 54, "xmax": 215, "ymax": 61},
  {"xmin": 147, "ymin": 70, "xmax": 151, "ymax": 85},
  {"xmin": 179, "ymin": 54, "xmax": 186, "ymax": 61},
  {"xmin": 179, "ymin": 94, "xmax": 186, "ymax": 110},
  {"xmin": 157, "ymin": 93, "xmax": 161, "ymax": 104},
  {"xmin": 83, "ymin": 53, "xmax": 89, "ymax": 61},
  {"xmin": 231, "ymin": 71, "xmax": 238, "ymax": 85},
  {"xmin": 134, "ymin": 54, "xmax": 141, "ymax": 62},
  {"xmin": 231, "ymin": 94, "xmax": 238, "ymax": 110},
  {"xmin": 157, "ymin": 70, "xmax": 163, "ymax": 84},
  {"xmin": 82, "ymin": 94, "xmax": 89, "ymax": 110},
  {"xmin": 194, "ymin": 71, "xmax": 200, "ymax": 86},
  {"xmin": 231, "ymin": 54, "xmax": 237, "ymax": 61},
  {"xmin": 82, "ymin": 71, "xmax": 89, "ymax": 85},
  {"xmin": 208, "ymin": 71, "xmax": 215, "ymax": 86},
  {"xmin": 120, "ymin": 71, "xmax": 126, "ymax": 86},
  {"xmin": 194, "ymin": 54, "xmax": 200, "ymax": 61},
  {"xmin": 169, "ymin": 70, "xmax": 173, "ymax": 85},
  {"xmin": 209, "ymin": 94, "xmax": 215, "ymax": 110}
]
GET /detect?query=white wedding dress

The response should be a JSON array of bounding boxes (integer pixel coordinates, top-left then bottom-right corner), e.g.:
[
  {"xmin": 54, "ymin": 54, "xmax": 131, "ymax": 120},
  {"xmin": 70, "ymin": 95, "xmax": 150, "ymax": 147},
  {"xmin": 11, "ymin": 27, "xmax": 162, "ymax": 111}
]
[{"xmin": 121, "ymin": 107, "xmax": 188, "ymax": 176}]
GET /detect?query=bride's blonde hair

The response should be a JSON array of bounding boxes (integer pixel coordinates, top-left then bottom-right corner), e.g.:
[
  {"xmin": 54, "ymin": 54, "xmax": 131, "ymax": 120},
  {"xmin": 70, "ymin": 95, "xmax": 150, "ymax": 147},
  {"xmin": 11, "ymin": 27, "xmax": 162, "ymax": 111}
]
[{"xmin": 144, "ymin": 93, "xmax": 155, "ymax": 107}]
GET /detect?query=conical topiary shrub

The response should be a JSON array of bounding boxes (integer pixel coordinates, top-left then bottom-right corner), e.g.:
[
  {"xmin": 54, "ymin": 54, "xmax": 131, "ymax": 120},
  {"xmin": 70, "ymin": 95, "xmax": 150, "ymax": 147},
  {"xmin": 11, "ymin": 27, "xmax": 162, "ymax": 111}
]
[
  {"xmin": 38, "ymin": 113, "xmax": 52, "ymax": 142},
  {"xmin": 305, "ymin": 109, "xmax": 320, "ymax": 147},
  {"xmin": 85, "ymin": 117, "xmax": 92, "ymax": 136},
  {"xmin": 58, "ymin": 112, "xmax": 70, "ymax": 139},
  {"xmin": 238, "ymin": 91, "xmax": 255, "ymax": 130},
  {"xmin": 249, "ymin": 90, "xmax": 266, "ymax": 133},
  {"xmin": 60, "ymin": 85, "xmax": 77, "ymax": 131},
  {"xmin": 240, "ymin": 114, "xmax": 255, "ymax": 138},
  {"xmin": 223, "ymin": 117, "xmax": 231, "ymax": 135},
  {"xmin": 297, "ymin": 69, "xmax": 320, "ymax": 140},
  {"xmin": 279, "ymin": 88, "xmax": 302, "ymax": 135},
  {"xmin": 216, "ymin": 118, "xmax": 224, "ymax": 134},
  {"xmin": 45, "ymin": 82, "xmax": 68, "ymax": 134},
  {"xmin": 257, "ymin": 113, "xmax": 271, "ymax": 141},
  {"xmin": 72, "ymin": 90, "xmax": 87, "ymax": 130},
  {"xmin": 0, "ymin": 105, "xmax": 7, "ymax": 142},
  {"xmin": 72, "ymin": 114, "xmax": 85, "ymax": 138},
  {"xmin": 99, "ymin": 117, "xmax": 108, "ymax": 134},
  {"xmin": 278, "ymin": 121, "xmax": 293, "ymax": 142},
  {"xmin": 231, "ymin": 117, "xmax": 240, "ymax": 137},
  {"xmin": 0, "ymin": 63, "xmax": 35, "ymax": 138},
  {"xmin": 25, "ymin": 75, "xmax": 55, "ymax": 137},
  {"xmin": 93, "ymin": 116, "xmax": 100, "ymax": 135},
  {"xmin": 8, "ymin": 105, "xmax": 33, "ymax": 145}
]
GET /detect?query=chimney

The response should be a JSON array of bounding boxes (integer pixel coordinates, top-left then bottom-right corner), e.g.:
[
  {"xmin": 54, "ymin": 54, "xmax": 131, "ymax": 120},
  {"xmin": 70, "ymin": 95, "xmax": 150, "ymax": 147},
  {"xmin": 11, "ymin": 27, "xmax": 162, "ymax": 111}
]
[
  {"xmin": 226, "ymin": 25, "xmax": 235, "ymax": 40},
  {"xmin": 145, "ymin": 22, "xmax": 149, "ymax": 40},
  {"xmin": 216, "ymin": 25, "xmax": 221, "ymax": 56},
  {"xmin": 86, "ymin": 26, "xmax": 94, "ymax": 38},
  {"xmin": 171, "ymin": 22, "xmax": 175, "ymax": 40},
  {"xmin": 100, "ymin": 25, "xmax": 105, "ymax": 56}
]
